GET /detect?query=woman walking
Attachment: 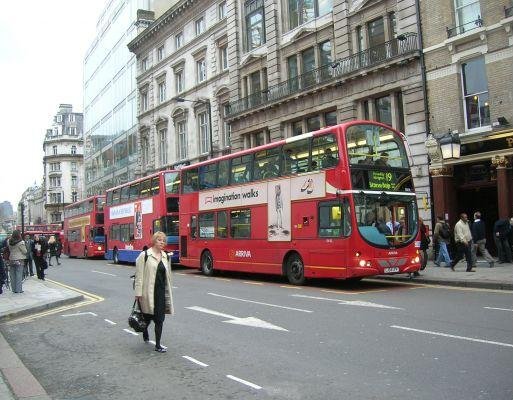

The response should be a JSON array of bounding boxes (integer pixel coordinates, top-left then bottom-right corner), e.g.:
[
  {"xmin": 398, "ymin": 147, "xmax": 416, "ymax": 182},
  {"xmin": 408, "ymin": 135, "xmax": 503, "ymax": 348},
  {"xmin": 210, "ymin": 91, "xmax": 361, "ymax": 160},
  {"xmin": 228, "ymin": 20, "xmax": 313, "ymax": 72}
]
[
  {"xmin": 7, "ymin": 230, "xmax": 28, "ymax": 293},
  {"xmin": 134, "ymin": 232, "xmax": 174, "ymax": 353},
  {"xmin": 48, "ymin": 236, "xmax": 60, "ymax": 266},
  {"xmin": 32, "ymin": 235, "xmax": 48, "ymax": 280}
]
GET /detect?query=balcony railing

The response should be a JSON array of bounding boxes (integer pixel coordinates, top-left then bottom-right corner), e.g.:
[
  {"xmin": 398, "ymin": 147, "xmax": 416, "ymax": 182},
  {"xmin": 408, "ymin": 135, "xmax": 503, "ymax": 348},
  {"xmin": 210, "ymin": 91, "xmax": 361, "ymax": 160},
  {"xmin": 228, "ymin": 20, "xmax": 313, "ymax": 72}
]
[
  {"xmin": 446, "ymin": 17, "xmax": 483, "ymax": 38},
  {"xmin": 506, "ymin": 5, "xmax": 513, "ymax": 18},
  {"xmin": 227, "ymin": 33, "xmax": 418, "ymax": 117}
]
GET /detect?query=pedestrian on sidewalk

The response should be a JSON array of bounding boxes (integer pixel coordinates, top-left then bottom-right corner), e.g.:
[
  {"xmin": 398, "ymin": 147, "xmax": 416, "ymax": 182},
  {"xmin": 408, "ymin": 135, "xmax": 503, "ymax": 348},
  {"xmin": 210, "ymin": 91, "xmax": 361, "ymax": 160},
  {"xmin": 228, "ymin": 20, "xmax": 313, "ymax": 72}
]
[
  {"xmin": 493, "ymin": 217, "xmax": 512, "ymax": 263},
  {"xmin": 24, "ymin": 234, "xmax": 35, "ymax": 277},
  {"xmin": 470, "ymin": 211, "xmax": 494, "ymax": 268},
  {"xmin": 32, "ymin": 235, "xmax": 48, "ymax": 280},
  {"xmin": 55, "ymin": 237, "xmax": 63, "ymax": 265},
  {"xmin": 419, "ymin": 217, "xmax": 430, "ymax": 274},
  {"xmin": 7, "ymin": 230, "xmax": 28, "ymax": 293},
  {"xmin": 450, "ymin": 213, "xmax": 473, "ymax": 272},
  {"xmin": 48, "ymin": 235, "xmax": 60, "ymax": 266},
  {"xmin": 0, "ymin": 243, "xmax": 6, "ymax": 294},
  {"xmin": 433, "ymin": 215, "xmax": 452, "ymax": 267},
  {"xmin": 134, "ymin": 231, "xmax": 174, "ymax": 353}
]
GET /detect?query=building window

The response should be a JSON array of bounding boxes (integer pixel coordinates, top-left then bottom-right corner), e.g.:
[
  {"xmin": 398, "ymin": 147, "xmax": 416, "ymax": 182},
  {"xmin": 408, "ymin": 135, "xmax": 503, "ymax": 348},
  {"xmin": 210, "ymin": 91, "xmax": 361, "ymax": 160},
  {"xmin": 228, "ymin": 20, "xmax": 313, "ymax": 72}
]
[
  {"xmin": 325, "ymin": 111, "xmax": 337, "ymax": 127},
  {"xmin": 157, "ymin": 45, "xmax": 165, "ymax": 61},
  {"xmin": 50, "ymin": 162, "xmax": 61, "ymax": 171},
  {"xmin": 68, "ymin": 114, "xmax": 75, "ymax": 122},
  {"xmin": 56, "ymin": 115, "xmax": 62, "ymax": 123},
  {"xmin": 219, "ymin": 45, "xmax": 228, "ymax": 71},
  {"xmin": 53, "ymin": 127, "xmax": 59, "ymax": 136},
  {"xmin": 50, "ymin": 177, "xmax": 61, "ymax": 187},
  {"xmin": 175, "ymin": 69, "xmax": 184, "ymax": 93},
  {"xmin": 462, "ymin": 57, "xmax": 490, "ymax": 129},
  {"xmin": 319, "ymin": 40, "xmax": 332, "ymax": 66},
  {"xmin": 71, "ymin": 145, "xmax": 77, "ymax": 155},
  {"xmin": 368, "ymin": 17, "xmax": 385, "ymax": 47},
  {"xmin": 389, "ymin": 12, "xmax": 397, "ymax": 38},
  {"xmin": 141, "ymin": 136, "xmax": 149, "ymax": 166},
  {"xmin": 219, "ymin": 1, "xmax": 226, "ymax": 19},
  {"xmin": 141, "ymin": 91, "xmax": 148, "ymax": 111},
  {"xmin": 196, "ymin": 58, "xmax": 206, "ymax": 83},
  {"xmin": 222, "ymin": 103, "xmax": 231, "ymax": 147},
  {"xmin": 71, "ymin": 162, "xmax": 77, "ymax": 171},
  {"xmin": 71, "ymin": 175, "xmax": 78, "ymax": 187},
  {"xmin": 306, "ymin": 116, "xmax": 321, "ymax": 132},
  {"xmin": 455, "ymin": 0, "xmax": 481, "ymax": 34},
  {"xmin": 195, "ymin": 16, "xmax": 205, "ymax": 36},
  {"xmin": 158, "ymin": 81, "xmax": 166, "ymax": 103},
  {"xmin": 175, "ymin": 32, "xmax": 184, "ymax": 49},
  {"xmin": 67, "ymin": 127, "xmax": 76, "ymax": 135},
  {"xmin": 292, "ymin": 120, "xmax": 303, "ymax": 136},
  {"xmin": 288, "ymin": 0, "xmax": 333, "ymax": 30},
  {"xmin": 52, "ymin": 145, "xmax": 57, "ymax": 155},
  {"xmin": 141, "ymin": 57, "xmax": 148, "ymax": 71},
  {"xmin": 198, "ymin": 111, "xmax": 210, "ymax": 154},
  {"xmin": 72, "ymin": 191, "xmax": 78, "ymax": 202},
  {"xmin": 245, "ymin": 0, "xmax": 265, "ymax": 51},
  {"xmin": 375, "ymin": 96, "xmax": 392, "ymax": 126},
  {"xmin": 177, "ymin": 121, "xmax": 187, "ymax": 160}
]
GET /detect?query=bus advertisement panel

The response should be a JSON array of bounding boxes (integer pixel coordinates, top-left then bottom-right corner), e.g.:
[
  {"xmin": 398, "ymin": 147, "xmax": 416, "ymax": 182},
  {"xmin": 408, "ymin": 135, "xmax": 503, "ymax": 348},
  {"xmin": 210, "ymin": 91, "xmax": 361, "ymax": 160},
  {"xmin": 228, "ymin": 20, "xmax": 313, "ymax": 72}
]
[
  {"xmin": 104, "ymin": 170, "xmax": 180, "ymax": 263},
  {"xmin": 63, "ymin": 195, "xmax": 105, "ymax": 258},
  {"xmin": 179, "ymin": 120, "xmax": 421, "ymax": 284}
]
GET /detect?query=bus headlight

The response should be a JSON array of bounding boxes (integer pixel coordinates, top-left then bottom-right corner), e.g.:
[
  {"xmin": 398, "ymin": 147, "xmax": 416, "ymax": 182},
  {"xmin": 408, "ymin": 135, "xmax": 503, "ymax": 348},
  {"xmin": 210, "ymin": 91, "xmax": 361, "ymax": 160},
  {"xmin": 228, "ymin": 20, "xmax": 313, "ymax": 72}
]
[
  {"xmin": 359, "ymin": 259, "xmax": 366, "ymax": 267},
  {"xmin": 411, "ymin": 256, "xmax": 420, "ymax": 263},
  {"xmin": 98, "ymin": 246, "xmax": 102, "ymax": 251}
]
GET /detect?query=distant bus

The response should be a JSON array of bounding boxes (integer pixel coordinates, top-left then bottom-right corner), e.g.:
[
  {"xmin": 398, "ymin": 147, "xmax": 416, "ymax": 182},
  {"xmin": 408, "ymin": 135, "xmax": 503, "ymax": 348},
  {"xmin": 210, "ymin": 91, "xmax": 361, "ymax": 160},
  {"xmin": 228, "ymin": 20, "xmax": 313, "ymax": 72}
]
[
  {"xmin": 63, "ymin": 195, "xmax": 106, "ymax": 258},
  {"xmin": 18, "ymin": 224, "xmax": 63, "ymax": 241},
  {"xmin": 178, "ymin": 120, "xmax": 420, "ymax": 284},
  {"xmin": 104, "ymin": 170, "xmax": 181, "ymax": 263}
]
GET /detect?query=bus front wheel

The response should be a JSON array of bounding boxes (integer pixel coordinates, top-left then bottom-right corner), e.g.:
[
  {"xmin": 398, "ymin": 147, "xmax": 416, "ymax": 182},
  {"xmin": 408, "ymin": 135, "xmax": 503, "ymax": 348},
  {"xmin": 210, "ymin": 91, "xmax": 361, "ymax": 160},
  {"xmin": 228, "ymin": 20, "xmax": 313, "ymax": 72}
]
[
  {"xmin": 201, "ymin": 251, "xmax": 214, "ymax": 276},
  {"xmin": 286, "ymin": 253, "xmax": 305, "ymax": 285},
  {"xmin": 113, "ymin": 249, "xmax": 119, "ymax": 264}
]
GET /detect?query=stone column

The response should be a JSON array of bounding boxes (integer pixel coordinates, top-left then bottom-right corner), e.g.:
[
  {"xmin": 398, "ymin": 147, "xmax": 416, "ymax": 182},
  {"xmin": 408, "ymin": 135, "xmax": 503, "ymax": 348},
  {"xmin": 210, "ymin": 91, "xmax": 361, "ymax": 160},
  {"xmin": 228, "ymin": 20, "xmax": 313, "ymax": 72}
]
[
  {"xmin": 492, "ymin": 155, "xmax": 512, "ymax": 218},
  {"xmin": 430, "ymin": 166, "xmax": 458, "ymax": 225}
]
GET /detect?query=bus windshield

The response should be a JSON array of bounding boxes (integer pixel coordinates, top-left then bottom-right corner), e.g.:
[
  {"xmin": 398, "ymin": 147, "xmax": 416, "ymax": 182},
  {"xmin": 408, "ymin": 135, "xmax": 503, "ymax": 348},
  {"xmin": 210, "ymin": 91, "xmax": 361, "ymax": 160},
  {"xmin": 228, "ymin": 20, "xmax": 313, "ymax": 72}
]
[{"xmin": 354, "ymin": 192, "xmax": 418, "ymax": 247}]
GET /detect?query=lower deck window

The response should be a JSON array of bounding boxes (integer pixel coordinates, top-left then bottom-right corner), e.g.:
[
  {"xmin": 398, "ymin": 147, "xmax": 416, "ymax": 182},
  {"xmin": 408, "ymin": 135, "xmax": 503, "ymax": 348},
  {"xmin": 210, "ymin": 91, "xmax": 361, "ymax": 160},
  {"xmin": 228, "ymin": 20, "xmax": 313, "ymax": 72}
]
[{"xmin": 230, "ymin": 209, "xmax": 251, "ymax": 238}]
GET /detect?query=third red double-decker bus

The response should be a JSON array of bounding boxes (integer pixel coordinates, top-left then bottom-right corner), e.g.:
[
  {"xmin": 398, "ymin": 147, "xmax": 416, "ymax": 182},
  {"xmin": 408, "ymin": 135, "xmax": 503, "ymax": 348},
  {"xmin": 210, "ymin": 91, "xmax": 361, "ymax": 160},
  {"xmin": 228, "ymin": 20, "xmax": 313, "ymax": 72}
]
[
  {"xmin": 178, "ymin": 120, "xmax": 421, "ymax": 284},
  {"xmin": 104, "ymin": 170, "xmax": 181, "ymax": 263},
  {"xmin": 19, "ymin": 224, "xmax": 63, "ymax": 241},
  {"xmin": 63, "ymin": 195, "xmax": 106, "ymax": 258}
]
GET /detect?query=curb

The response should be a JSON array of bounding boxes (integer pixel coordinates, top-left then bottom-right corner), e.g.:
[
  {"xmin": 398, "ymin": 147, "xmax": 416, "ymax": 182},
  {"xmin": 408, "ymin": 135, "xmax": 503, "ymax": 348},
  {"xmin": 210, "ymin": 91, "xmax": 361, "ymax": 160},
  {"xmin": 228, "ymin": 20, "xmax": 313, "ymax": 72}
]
[
  {"xmin": 0, "ymin": 295, "xmax": 84, "ymax": 323},
  {"xmin": 373, "ymin": 275, "xmax": 513, "ymax": 290}
]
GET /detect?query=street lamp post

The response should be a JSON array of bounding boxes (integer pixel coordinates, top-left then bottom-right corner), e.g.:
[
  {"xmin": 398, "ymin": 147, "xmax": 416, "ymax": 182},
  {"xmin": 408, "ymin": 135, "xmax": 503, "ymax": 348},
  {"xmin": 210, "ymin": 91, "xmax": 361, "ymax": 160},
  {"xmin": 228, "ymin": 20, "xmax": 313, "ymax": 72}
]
[
  {"xmin": 19, "ymin": 202, "xmax": 25, "ymax": 236},
  {"xmin": 176, "ymin": 97, "xmax": 214, "ymax": 158}
]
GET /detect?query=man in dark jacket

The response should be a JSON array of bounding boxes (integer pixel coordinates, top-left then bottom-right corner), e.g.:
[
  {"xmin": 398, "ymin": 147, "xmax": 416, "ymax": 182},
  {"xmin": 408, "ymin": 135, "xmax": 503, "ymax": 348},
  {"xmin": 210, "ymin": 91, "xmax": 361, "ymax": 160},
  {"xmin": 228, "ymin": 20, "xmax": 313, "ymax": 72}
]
[
  {"xmin": 470, "ymin": 212, "xmax": 494, "ymax": 268},
  {"xmin": 32, "ymin": 235, "xmax": 48, "ymax": 280},
  {"xmin": 493, "ymin": 218, "xmax": 512, "ymax": 263}
]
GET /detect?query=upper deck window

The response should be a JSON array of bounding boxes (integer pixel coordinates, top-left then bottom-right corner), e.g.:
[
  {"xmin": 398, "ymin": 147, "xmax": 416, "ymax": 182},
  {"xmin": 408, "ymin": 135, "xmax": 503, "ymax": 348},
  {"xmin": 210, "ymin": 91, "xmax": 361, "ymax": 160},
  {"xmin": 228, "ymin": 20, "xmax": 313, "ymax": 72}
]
[{"xmin": 346, "ymin": 124, "xmax": 408, "ymax": 169}]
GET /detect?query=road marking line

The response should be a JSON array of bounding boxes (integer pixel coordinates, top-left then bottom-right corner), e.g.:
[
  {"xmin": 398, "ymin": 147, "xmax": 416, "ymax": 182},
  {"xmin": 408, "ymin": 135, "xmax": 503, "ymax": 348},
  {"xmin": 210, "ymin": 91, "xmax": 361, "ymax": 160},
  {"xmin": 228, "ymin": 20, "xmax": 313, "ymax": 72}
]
[
  {"xmin": 279, "ymin": 285, "xmax": 302, "ymax": 289},
  {"xmin": 92, "ymin": 270, "xmax": 117, "ymax": 276},
  {"xmin": 214, "ymin": 278, "xmax": 232, "ymax": 282},
  {"xmin": 123, "ymin": 329, "xmax": 139, "ymax": 336},
  {"xmin": 183, "ymin": 356, "xmax": 209, "ymax": 367},
  {"xmin": 61, "ymin": 312, "xmax": 97, "ymax": 317},
  {"xmin": 292, "ymin": 294, "xmax": 402, "ymax": 309},
  {"xmin": 484, "ymin": 306, "xmax": 513, "ymax": 312},
  {"xmin": 208, "ymin": 292, "xmax": 312, "ymax": 313},
  {"xmin": 243, "ymin": 281, "xmax": 263, "ymax": 285},
  {"xmin": 104, "ymin": 319, "xmax": 116, "ymax": 325},
  {"xmin": 226, "ymin": 375, "xmax": 262, "ymax": 390},
  {"xmin": 391, "ymin": 325, "xmax": 513, "ymax": 348}
]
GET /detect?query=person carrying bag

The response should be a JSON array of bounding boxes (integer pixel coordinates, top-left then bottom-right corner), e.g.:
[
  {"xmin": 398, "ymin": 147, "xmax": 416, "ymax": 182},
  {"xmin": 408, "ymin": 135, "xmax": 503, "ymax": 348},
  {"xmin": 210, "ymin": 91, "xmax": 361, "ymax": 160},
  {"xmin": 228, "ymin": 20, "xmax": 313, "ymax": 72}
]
[{"xmin": 133, "ymin": 231, "xmax": 174, "ymax": 353}]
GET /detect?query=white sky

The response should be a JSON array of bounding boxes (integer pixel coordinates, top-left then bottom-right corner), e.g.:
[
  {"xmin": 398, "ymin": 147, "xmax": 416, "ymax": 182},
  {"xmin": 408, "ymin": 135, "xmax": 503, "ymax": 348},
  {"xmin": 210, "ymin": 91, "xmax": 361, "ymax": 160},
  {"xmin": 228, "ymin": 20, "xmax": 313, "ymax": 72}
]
[{"xmin": 0, "ymin": 0, "xmax": 105, "ymax": 210}]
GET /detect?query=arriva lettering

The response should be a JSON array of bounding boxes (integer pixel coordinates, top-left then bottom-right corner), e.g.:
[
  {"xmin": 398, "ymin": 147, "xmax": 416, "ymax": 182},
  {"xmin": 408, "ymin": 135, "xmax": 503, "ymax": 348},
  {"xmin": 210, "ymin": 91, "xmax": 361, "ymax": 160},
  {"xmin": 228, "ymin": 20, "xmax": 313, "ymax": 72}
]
[{"xmin": 235, "ymin": 250, "xmax": 252, "ymax": 258}]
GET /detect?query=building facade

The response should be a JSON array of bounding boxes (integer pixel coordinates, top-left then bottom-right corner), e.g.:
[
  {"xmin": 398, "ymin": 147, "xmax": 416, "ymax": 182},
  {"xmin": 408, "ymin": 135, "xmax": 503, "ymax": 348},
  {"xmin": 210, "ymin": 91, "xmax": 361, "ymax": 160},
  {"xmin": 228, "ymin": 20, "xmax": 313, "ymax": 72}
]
[
  {"xmin": 128, "ymin": 0, "xmax": 431, "ymax": 224},
  {"xmin": 18, "ymin": 185, "xmax": 46, "ymax": 226},
  {"xmin": 43, "ymin": 104, "xmax": 84, "ymax": 224},
  {"xmin": 423, "ymin": 0, "xmax": 513, "ymax": 232},
  {"xmin": 83, "ymin": 0, "xmax": 152, "ymax": 196},
  {"xmin": 128, "ymin": 0, "xmax": 230, "ymax": 174}
]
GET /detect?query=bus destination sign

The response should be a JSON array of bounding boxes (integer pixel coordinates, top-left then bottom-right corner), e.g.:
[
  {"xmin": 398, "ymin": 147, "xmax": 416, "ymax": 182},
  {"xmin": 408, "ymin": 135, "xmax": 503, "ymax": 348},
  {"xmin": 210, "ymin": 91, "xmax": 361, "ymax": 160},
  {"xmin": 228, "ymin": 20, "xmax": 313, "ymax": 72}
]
[{"xmin": 368, "ymin": 171, "xmax": 396, "ymax": 190}]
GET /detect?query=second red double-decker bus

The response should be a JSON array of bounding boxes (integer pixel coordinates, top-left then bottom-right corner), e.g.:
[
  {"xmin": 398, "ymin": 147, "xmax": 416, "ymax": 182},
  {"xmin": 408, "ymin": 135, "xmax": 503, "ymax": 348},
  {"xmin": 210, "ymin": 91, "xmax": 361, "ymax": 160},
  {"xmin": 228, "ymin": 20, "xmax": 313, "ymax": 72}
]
[
  {"xmin": 179, "ymin": 120, "xmax": 421, "ymax": 284},
  {"xmin": 19, "ymin": 224, "xmax": 63, "ymax": 240},
  {"xmin": 104, "ymin": 170, "xmax": 181, "ymax": 263},
  {"xmin": 63, "ymin": 195, "xmax": 106, "ymax": 258}
]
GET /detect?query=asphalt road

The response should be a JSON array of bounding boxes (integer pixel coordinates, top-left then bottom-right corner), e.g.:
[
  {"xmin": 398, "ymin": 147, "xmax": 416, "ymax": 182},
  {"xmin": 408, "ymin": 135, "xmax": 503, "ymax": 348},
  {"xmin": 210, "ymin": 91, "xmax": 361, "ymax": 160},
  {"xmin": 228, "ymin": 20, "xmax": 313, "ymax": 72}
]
[{"xmin": 1, "ymin": 257, "xmax": 512, "ymax": 400}]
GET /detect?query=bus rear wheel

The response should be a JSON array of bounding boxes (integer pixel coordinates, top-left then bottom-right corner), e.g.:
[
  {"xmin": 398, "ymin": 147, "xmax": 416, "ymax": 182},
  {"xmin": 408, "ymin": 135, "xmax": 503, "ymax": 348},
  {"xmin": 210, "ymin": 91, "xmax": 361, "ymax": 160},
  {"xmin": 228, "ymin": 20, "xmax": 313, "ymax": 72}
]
[
  {"xmin": 201, "ymin": 251, "xmax": 214, "ymax": 276},
  {"xmin": 286, "ymin": 253, "xmax": 305, "ymax": 285},
  {"xmin": 113, "ymin": 249, "xmax": 119, "ymax": 264}
]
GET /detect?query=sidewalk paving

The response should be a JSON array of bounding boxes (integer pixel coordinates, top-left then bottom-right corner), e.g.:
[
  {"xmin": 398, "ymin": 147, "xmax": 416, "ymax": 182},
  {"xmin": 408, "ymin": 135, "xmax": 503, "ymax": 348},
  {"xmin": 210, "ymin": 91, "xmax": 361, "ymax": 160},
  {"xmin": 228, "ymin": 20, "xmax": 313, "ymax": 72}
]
[
  {"xmin": 0, "ymin": 259, "xmax": 511, "ymax": 399},
  {"xmin": 1, "ymin": 278, "xmax": 83, "ymax": 399},
  {"xmin": 374, "ymin": 258, "xmax": 513, "ymax": 290}
]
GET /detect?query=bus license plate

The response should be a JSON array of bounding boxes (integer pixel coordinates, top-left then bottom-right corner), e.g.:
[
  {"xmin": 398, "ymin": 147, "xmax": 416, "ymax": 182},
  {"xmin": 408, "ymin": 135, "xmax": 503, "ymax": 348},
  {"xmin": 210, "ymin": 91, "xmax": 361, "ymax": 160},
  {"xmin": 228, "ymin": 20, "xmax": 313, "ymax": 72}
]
[{"xmin": 384, "ymin": 267, "xmax": 399, "ymax": 274}]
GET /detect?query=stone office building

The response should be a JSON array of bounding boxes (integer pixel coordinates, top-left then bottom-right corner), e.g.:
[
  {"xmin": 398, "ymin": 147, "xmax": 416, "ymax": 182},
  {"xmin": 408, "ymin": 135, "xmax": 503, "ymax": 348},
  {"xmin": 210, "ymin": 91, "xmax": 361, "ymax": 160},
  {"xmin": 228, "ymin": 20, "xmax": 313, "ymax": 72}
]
[
  {"xmin": 129, "ymin": 0, "xmax": 431, "ymax": 220},
  {"xmin": 423, "ymin": 0, "xmax": 513, "ymax": 231}
]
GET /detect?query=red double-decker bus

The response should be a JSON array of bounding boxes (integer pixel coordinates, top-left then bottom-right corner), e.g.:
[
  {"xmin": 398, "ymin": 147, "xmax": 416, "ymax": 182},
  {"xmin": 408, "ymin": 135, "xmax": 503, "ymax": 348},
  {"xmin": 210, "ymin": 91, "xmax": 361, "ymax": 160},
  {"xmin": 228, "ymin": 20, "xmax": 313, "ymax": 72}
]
[
  {"xmin": 63, "ymin": 195, "xmax": 106, "ymax": 258},
  {"xmin": 104, "ymin": 170, "xmax": 181, "ymax": 263},
  {"xmin": 179, "ymin": 120, "xmax": 421, "ymax": 284},
  {"xmin": 19, "ymin": 224, "xmax": 63, "ymax": 240}
]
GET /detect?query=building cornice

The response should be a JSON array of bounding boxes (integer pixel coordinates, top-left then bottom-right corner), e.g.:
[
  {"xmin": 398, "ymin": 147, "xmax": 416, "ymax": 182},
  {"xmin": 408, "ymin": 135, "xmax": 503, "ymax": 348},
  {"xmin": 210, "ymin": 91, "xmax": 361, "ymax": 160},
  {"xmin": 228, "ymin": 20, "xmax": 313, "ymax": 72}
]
[{"xmin": 128, "ymin": 0, "xmax": 197, "ymax": 53}]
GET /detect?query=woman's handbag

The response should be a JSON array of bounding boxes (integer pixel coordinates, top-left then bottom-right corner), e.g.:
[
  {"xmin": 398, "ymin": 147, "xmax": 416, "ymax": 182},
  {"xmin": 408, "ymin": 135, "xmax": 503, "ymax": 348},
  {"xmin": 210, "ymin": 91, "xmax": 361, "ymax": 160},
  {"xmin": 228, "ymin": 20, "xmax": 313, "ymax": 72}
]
[{"xmin": 128, "ymin": 300, "xmax": 147, "ymax": 332}]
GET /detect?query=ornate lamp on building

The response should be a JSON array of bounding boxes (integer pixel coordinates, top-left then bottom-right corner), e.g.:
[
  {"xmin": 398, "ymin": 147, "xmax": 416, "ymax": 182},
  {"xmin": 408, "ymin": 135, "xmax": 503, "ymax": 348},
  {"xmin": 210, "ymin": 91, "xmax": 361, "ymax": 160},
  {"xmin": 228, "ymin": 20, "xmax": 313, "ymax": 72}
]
[{"xmin": 425, "ymin": 130, "xmax": 461, "ymax": 162}]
